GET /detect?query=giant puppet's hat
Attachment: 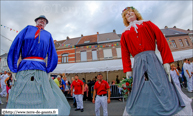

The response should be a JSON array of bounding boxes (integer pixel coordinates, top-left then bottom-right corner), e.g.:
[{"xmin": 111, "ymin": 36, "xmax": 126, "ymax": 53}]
[{"xmin": 35, "ymin": 15, "xmax": 49, "ymax": 24}]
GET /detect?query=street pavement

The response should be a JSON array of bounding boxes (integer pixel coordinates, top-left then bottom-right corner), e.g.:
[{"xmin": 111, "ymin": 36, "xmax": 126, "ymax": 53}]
[{"xmin": 0, "ymin": 88, "xmax": 192, "ymax": 116}]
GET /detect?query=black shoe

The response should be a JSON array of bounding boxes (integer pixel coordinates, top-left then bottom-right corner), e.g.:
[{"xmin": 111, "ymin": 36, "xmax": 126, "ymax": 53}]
[
  {"xmin": 81, "ymin": 109, "xmax": 84, "ymax": 112},
  {"xmin": 75, "ymin": 108, "xmax": 80, "ymax": 111}
]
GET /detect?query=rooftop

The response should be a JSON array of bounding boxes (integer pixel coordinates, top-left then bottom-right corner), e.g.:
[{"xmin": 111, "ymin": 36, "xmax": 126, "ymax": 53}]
[
  {"xmin": 161, "ymin": 28, "xmax": 187, "ymax": 37},
  {"xmin": 97, "ymin": 32, "xmax": 120, "ymax": 42},
  {"xmin": 77, "ymin": 34, "xmax": 97, "ymax": 45}
]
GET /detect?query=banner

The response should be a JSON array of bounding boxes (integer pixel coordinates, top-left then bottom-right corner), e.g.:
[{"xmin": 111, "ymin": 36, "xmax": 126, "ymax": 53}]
[{"xmin": 1, "ymin": 24, "xmax": 19, "ymax": 33}]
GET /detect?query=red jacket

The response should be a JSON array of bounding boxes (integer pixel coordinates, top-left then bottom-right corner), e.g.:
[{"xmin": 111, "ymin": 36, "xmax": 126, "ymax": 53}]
[{"xmin": 120, "ymin": 21, "xmax": 174, "ymax": 73}]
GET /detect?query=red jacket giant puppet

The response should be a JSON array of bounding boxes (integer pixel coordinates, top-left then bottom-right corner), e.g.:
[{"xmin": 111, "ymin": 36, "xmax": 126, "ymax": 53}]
[{"xmin": 121, "ymin": 6, "xmax": 192, "ymax": 116}]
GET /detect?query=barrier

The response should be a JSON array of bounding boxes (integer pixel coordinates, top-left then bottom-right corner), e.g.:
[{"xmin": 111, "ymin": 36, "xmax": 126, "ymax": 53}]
[
  {"xmin": 64, "ymin": 85, "xmax": 125, "ymax": 102},
  {"xmin": 91, "ymin": 85, "xmax": 124, "ymax": 102}
]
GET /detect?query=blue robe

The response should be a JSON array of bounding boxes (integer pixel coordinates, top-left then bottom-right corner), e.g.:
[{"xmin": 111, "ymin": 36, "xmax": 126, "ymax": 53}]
[
  {"xmin": 6, "ymin": 25, "xmax": 71, "ymax": 116},
  {"xmin": 7, "ymin": 25, "xmax": 57, "ymax": 73}
]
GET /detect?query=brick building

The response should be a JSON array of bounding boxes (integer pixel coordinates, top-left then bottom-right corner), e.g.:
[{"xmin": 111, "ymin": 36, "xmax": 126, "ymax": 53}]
[
  {"xmin": 75, "ymin": 34, "xmax": 98, "ymax": 62},
  {"xmin": 55, "ymin": 36, "xmax": 81, "ymax": 64},
  {"xmin": 53, "ymin": 27, "xmax": 193, "ymax": 82},
  {"xmin": 54, "ymin": 27, "xmax": 192, "ymax": 64},
  {"xmin": 74, "ymin": 30, "xmax": 122, "ymax": 63},
  {"xmin": 97, "ymin": 30, "xmax": 122, "ymax": 60},
  {"xmin": 161, "ymin": 26, "xmax": 192, "ymax": 52}
]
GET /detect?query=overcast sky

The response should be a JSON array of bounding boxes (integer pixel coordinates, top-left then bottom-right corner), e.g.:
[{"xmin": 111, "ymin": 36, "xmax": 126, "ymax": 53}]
[{"xmin": 0, "ymin": 1, "xmax": 192, "ymax": 55}]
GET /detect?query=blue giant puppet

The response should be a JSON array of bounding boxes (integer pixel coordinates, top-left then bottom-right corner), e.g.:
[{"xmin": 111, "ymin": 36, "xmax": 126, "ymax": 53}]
[{"xmin": 7, "ymin": 15, "xmax": 70, "ymax": 115}]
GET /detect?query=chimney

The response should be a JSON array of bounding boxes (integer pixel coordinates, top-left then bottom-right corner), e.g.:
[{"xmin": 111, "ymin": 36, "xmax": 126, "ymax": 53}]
[
  {"xmin": 113, "ymin": 29, "xmax": 116, "ymax": 33},
  {"xmin": 81, "ymin": 34, "xmax": 83, "ymax": 37},
  {"xmin": 66, "ymin": 36, "xmax": 69, "ymax": 40},
  {"xmin": 97, "ymin": 32, "xmax": 99, "ymax": 35},
  {"xmin": 173, "ymin": 26, "xmax": 176, "ymax": 28},
  {"xmin": 164, "ymin": 26, "xmax": 168, "ymax": 29}
]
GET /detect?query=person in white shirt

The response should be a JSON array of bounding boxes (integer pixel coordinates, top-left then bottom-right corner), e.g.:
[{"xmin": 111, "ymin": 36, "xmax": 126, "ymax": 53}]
[
  {"xmin": 0, "ymin": 71, "xmax": 9, "ymax": 97},
  {"xmin": 170, "ymin": 64, "xmax": 181, "ymax": 89},
  {"xmin": 190, "ymin": 61, "xmax": 193, "ymax": 90},
  {"xmin": 183, "ymin": 60, "xmax": 192, "ymax": 92}
]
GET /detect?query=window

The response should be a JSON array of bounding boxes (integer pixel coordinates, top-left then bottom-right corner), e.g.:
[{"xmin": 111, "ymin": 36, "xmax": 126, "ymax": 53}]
[
  {"xmin": 185, "ymin": 38, "xmax": 190, "ymax": 46},
  {"xmin": 171, "ymin": 40, "xmax": 177, "ymax": 48},
  {"xmin": 92, "ymin": 50, "xmax": 98, "ymax": 60},
  {"xmin": 84, "ymin": 41, "xmax": 90, "ymax": 43},
  {"xmin": 116, "ymin": 48, "xmax": 121, "ymax": 58},
  {"xmin": 179, "ymin": 39, "xmax": 184, "ymax": 47},
  {"xmin": 106, "ymin": 38, "xmax": 110, "ymax": 40},
  {"xmin": 103, "ymin": 49, "xmax": 113, "ymax": 59},
  {"xmin": 62, "ymin": 54, "xmax": 68, "ymax": 63},
  {"xmin": 81, "ymin": 51, "xmax": 87, "ymax": 61}
]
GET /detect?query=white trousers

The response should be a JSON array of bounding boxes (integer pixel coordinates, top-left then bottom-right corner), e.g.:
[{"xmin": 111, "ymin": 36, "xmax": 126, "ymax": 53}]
[
  {"xmin": 0, "ymin": 85, "xmax": 7, "ymax": 96},
  {"xmin": 175, "ymin": 82, "xmax": 181, "ymax": 89},
  {"xmin": 185, "ymin": 75, "xmax": 192, "ymax": 92},
  {"xmin": 95, "ymin": 95, "xmax": 108, "ymax": 116},
  {"xmin": 192, "ymin": 75, "xmax": 193, "ymax": 90},
  {"xmin": 74, "ymin": 94, "xmax": 83, "ymax": 109}
]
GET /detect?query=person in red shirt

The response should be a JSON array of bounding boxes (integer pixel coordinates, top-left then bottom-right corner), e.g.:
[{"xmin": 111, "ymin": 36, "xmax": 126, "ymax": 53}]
[
  {"xmin": 71, "ymin": 74, "xmax": 84, "ymax": 112},
  {"xmin": 121, "ymin": 6, "xmax": 192, "ymax": 116},
  {"xmin": 92, "ymin": 73, "xmax": 110, "ymax": 116}
]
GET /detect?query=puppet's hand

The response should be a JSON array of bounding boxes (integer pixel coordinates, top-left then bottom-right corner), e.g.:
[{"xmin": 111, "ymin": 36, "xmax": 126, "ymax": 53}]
[
  {"xmin": 12, "ymin": 73, "xmax": 17, "ymax": 85},
  {"xmin": 48, "ymin": 73, "xmax": 50, "ymax": 80},
  {"xmin": 126, "ymin": 71, "xmax": 132, "ymax": 79},
  {"xmin": 163, "ymin": 63, "xmax": 171, "ymax": 82}
]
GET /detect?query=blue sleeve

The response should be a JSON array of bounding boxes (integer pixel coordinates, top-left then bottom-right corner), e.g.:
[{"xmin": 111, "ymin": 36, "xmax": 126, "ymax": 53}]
[
  {"xmin": 46, "ymin": 35, "xmax": 58, "ymax": 73},
  {"xmin": 7, "ymin": 26, "xmax": 28, "ymax": 73},
  {"xmin": 63, "ymin": 80, "xmax": 66, "ymax": 87},
  {"xmin": 181, "ymin": 67, "xmax": 184, "ymax": 75}
]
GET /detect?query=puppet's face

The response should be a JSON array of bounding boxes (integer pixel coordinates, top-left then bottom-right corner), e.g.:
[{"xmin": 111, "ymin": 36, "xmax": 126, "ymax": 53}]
[
  {"xmin": 125, "ymin": 10, "xmax": 137, "ymax": 23},
  {"xmin": 36, "ymin": 18, "xmax": 47, "ymax": 28}
]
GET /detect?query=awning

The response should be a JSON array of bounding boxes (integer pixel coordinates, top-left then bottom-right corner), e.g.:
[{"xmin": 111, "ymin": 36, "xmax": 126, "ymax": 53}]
[{"xmin": 52, "ymin": 49, "xmax": 192, "ymax": 74}]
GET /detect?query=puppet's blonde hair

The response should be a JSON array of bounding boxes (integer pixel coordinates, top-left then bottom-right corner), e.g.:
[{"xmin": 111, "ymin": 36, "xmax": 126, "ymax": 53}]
[{"xmin": 122, "ymin": 7, "xmax": 143, "ymax": 27}]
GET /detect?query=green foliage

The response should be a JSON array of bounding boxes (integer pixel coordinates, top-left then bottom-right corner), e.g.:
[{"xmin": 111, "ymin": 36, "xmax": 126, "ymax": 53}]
[{"xmin": 118, "ymin": 76, "xmax": 133, "ymax": 100}]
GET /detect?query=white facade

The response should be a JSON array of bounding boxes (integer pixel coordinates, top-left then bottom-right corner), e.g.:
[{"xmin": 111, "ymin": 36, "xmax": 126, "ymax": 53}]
[{"xmin": 0, "ymin": 53, "xmax": 9, "ymax": 72}]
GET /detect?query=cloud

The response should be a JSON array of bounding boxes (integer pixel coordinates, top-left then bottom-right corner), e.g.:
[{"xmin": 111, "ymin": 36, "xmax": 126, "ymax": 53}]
[{"xmin": 1, "ymin": 1, "xmax": 192, "ymax": 55}]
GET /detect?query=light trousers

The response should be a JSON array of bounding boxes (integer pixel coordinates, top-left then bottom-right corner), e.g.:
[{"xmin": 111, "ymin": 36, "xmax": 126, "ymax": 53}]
[
  {"xmin": 185, "ymin": 75, "xmax": 192, "ymax": 92},
  {"xmin": 74, "ymin": 94, "xmax": 83, "ymax": 109},
  {"xmin": 95, "ymin": 95, "xmax": 108, "ymax": 116},
  {"xmin": 0, "ymin": 85, "xmax": 7, "ymax": 96}
]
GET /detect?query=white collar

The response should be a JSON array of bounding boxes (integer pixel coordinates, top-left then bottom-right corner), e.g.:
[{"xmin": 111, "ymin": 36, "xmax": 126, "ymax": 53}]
[{"xmin": 123, "ymin": 20, "xmax": 149, "ymax": 33}]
